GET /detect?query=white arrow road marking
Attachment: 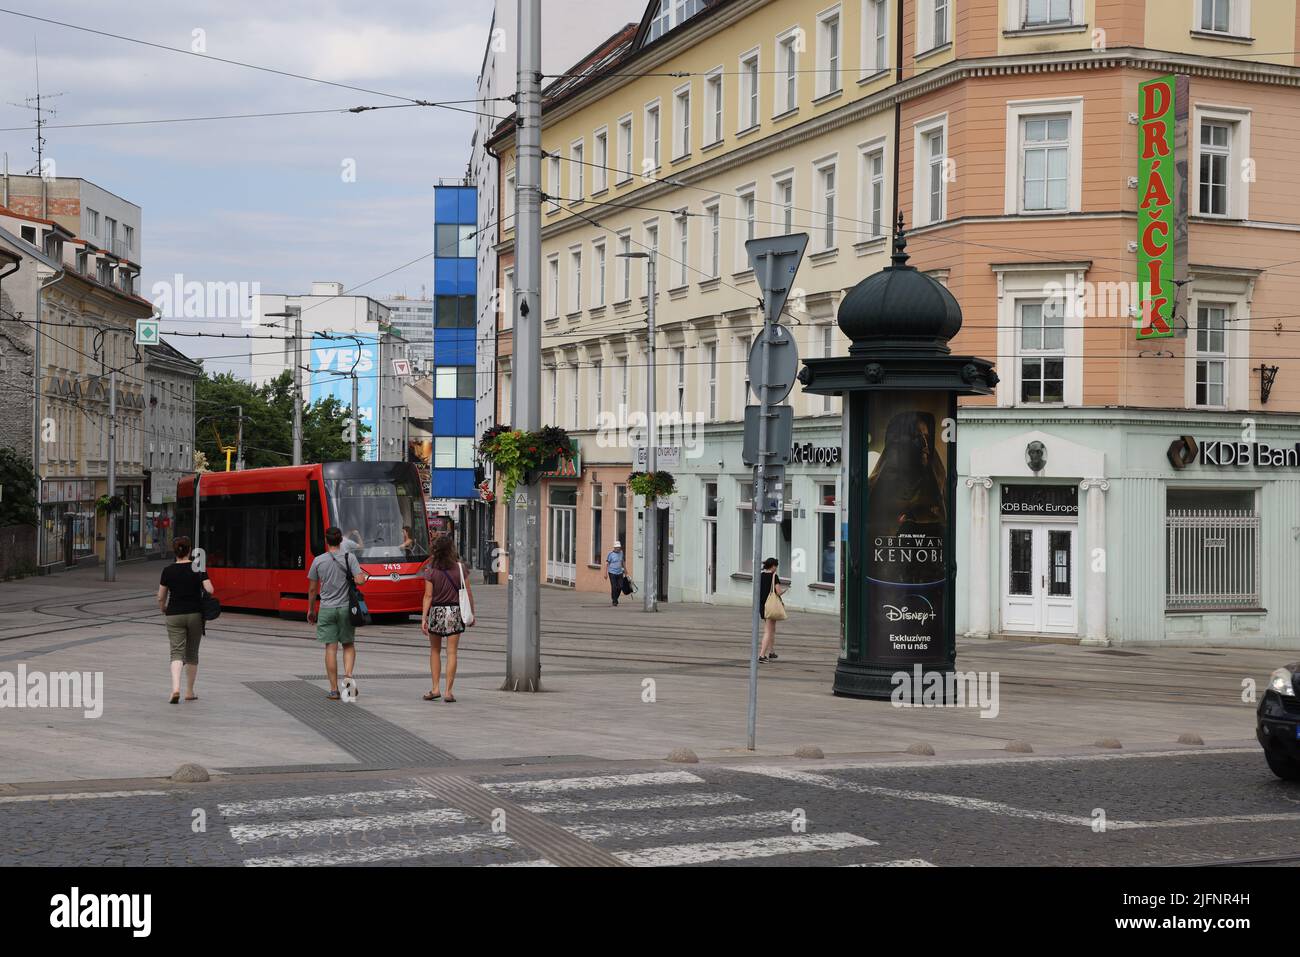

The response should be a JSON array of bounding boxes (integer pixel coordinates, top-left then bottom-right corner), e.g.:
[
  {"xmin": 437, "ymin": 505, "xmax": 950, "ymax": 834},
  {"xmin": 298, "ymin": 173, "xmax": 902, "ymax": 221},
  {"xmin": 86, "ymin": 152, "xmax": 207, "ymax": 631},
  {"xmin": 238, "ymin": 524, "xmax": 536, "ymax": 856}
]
[
  {"xmin": 484, "ymin": 770, "xmax": 704, "ymax": 796},
  {"xmin": 229, "ymin": 808, "xmax": 470, "ymax": 844},
  {"xmin": 522, "ymin": 791, "xmax": 751, "ymax": 815},
  {"xmin": 843, "ymin": 859, "xmax": 936, "ymax": 867},
  {"xmin": 614, "ymin": 832, "xmax": 875, "ymax": 866},
  {"xmin": 568, "ymin": 810, "xmax": 794, "ymax": 841},
  {"xmin": 218, "ymin": 788, "xmax": 432, "ymax": 818},
  {"xmin": 243, "ymin": 832, "xmax": 514, "ymax": 867}
]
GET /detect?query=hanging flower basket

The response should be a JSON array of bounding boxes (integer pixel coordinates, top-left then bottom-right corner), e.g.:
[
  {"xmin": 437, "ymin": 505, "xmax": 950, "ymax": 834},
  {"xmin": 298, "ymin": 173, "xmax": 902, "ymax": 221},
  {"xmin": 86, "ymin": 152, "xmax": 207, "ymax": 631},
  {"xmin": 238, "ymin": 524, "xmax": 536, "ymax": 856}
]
[
  {"xmin": 477, "ymin": 479, "xmax": 495, "ymax": 504},
  {"xmin": 478, "ymin": 425, "xmax": 574, "ymax": 501},
  {"xmin": 95, "ymin": 494, "xmax": 126, "ymax": 514},
  {"xmin": 628, "ymin": 470, "xmax": 675, "ymax": 502}
]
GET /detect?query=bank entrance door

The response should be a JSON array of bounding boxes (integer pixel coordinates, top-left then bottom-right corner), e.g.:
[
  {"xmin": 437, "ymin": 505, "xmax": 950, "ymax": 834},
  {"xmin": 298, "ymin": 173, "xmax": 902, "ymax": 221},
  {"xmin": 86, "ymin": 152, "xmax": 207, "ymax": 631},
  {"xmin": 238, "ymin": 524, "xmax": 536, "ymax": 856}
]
[{"xmin": 1001, "ymin": 523, "xmax": 1076, "ymax": 635}]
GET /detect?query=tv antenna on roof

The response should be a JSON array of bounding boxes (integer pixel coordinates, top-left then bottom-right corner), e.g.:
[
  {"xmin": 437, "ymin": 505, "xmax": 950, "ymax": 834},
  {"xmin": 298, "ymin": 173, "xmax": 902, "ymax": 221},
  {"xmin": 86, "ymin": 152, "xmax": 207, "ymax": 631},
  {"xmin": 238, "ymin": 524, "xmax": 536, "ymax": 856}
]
[{"xmin": 8, "ymin": 41, "xmax": 67, "ymax": 177}]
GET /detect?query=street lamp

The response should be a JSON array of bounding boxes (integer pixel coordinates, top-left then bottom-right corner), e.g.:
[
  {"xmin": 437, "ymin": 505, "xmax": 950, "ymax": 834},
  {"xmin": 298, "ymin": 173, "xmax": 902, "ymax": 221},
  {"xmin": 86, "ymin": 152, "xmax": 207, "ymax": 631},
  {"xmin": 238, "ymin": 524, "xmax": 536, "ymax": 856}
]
[{"xmin": 616, "ymin": 249, "xmax": 659, "ymax": 612}]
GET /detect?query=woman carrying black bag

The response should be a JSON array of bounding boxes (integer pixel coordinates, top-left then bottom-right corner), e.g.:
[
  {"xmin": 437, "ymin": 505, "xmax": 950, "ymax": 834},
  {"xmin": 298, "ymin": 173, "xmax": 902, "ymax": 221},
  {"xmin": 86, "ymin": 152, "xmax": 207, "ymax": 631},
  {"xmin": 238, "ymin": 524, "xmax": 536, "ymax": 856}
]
[{"xmin": 156, "ymin": 536, "xmax": 215, "ymax": 704}]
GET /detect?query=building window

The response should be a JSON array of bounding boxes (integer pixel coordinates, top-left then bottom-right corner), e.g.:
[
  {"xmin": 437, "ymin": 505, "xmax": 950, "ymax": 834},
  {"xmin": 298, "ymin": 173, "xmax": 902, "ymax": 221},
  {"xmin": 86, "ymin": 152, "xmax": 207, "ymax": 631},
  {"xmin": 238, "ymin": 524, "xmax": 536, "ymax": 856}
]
[
  {"xmin": 1021, "ymin": 115, "xmax": 1070, "ymax": 211},
  {"xmin": 592, "ymin": 358, "xmax": 604, "ymax": 421},
  {"xmin": 593, "ymin": 128, "xmax": 608, "ymax": 192},
  {"xmin": 860, "ymin": 144, "xmax": 885, "ymax": 238},
  {"xmin": 706, "ymin": 341, "xmax": 718, "ymax": 419},
  {"xmin": 863, "ymin": 0, "xmax": 889, "ymax": 74},
  {"xmin": 817, "ymin": 483, "xmax": 837, "ymax": 584},
  {"xmin": 820, "ymin": 323, "xmax": 835, "ymax": 412},
  {"xmin": 502, "ymin": 267, "xmax": 515, "ymax": 329},
  {"xmin": 617, "ymin": 115, "xmax": 633, "ymax": 183},
  {"xmin": 504, "ymin": 170, "xmax": 517, "ymax": 229},
  {"xmin": 737, "ymin": 480, "xmax": 755, "ymax": 574},
  {"xmin": 617, "ymin": 231, "xmax": 632, "ymax": 301},
  {"xmin": 1166, "ymin": 488, "xmax": 1258, "ymax": 609},
  {"xmin": 933, "ymin": 0, "xmax": 949, "ymax": 47},
  {"xmin": 673, "ymin": 84, "xmax": 691, "ymax": 159},
  {"xmin": 776, "ymin": 29, "xmax": 799, "ymax": 114},
  {"xmin": 571, "ymin": 139, "xmax": 585, "ymax": 200},
  {"xmin": 1199, "ymin": 121, "xmax": 1230, "ymax": 217},
  {"xmin": 674, "ymin": 347, "xmax": 686, "ymax": 422},
  {"xmin": 815, "ymin": 158, "xmax": 838, "ymax": 250},
  {"xmin": 569, "ymin": 367, "xmax": 580, "ymax": 428},
  {"xmin": 644, "ymin": 221, "xmax": 659, "ymax": 296},
  {"xmin": 592, "ymin": 240, "xmax": 606, "ymax": 307},
  {"xmin": 1199, "ymin": 0, "xmax": 1234, "ymax": 33},
  {"xmin": 569, "ymin": 247, "xmax": 583, "ymax": 314},
  {"xmin": 817, "ymin": 7, "xmax": 842, "ymax": 97},
  {"xmin": 704, "ymin": 200, "xmax": 721, "ymax": 278},
  {"xmin": 88, "ymin": 208, "xmax": 99, "ymax": 237},
  {"xmin": 1018, "ymin": 300, "xmax": 1065, "ymax": 404},
  {"xmin": 619, "ymin": 355, "xmax": 630, "ymax": 411},
  {"xmin": 1193, "ymin": 303, "xmax": 1228, "ymax": 407},
  {"xmin": 615, "ymin": 484, "xmax": 628, "ymax": 549},
  {"xmin": 774, "ymin": 173, "xmax": 794, "ymax": 234},
  {"xmin": 124, "ymin": 225, "xmax": 135, "ymax": 252},
  {"xmin": 736, "ymin": 334, "xmax": 752, "ymax": 413},
  {"xmin": 547, "ymin": 155, "xmax": 561, "ymax": 211},
  {"xmin": 547, "ymin": 255, "xmax": 560, "ymax": 319},
  {"xmin": 591, "ymin": 484, "xmax": 604, "ymax": 565},
  {"xmin": 645, "ymin": 101, "xmax": 661, "ymax": 171},
  {"xmin": 1023, "ymin": 0, "xmax": 1072, "ymax": 27},
  {"xmin": 704, "ymin": 70, "xmax": 724, "ymax": 145},
  {"xmin": 915, "ymin": 117, "xmax": 948, "ymax": 225},
  {"xmin": 736, "ymin": 187, "xmax": 756, "ymax": 269},
  {"xmin": 673, "ymin": 211, "xmax": 690, "ymax": 288},
  {"xmin": 548, "ymin": 367, "xmax": 558, "ymax": 424},
  {"xmin": 739, "ymin": 49, "xmax": 760, "ymax": 131}
]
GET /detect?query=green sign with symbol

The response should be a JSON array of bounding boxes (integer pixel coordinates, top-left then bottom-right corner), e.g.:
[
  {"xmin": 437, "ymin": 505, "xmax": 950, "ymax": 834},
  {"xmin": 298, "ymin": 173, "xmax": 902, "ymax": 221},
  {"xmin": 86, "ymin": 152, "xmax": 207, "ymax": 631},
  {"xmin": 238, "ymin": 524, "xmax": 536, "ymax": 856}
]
[{"xmin": 135, "ymin": 318, "xmax": 159, "ymax": 345}]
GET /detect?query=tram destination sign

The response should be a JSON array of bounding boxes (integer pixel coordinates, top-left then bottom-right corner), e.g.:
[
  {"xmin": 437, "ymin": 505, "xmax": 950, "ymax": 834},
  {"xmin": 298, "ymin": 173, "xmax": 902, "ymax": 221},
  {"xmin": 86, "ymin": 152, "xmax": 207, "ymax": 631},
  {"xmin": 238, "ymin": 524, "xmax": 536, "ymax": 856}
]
[{"xmin": 1000, "ymin": 484, "xmax": 1078, "ymax": 517}]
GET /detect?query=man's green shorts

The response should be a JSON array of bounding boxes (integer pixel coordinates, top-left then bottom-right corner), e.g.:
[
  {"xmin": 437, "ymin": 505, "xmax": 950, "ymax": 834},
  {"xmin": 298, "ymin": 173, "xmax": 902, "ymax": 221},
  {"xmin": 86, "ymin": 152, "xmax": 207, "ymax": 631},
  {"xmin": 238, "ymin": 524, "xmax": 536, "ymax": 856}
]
[{"xmin": 315, "ymin": 606, "xmax": 356, "ymax": 645}]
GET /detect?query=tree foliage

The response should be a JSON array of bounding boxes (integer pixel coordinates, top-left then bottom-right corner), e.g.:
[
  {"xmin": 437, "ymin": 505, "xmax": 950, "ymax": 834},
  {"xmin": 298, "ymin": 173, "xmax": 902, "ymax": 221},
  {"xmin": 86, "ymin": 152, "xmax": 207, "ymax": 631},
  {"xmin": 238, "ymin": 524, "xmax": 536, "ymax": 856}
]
[
  {"xmin": 194, "ymin": 370, "xmax": 370, "ymax": 470},
  {"xmin": 0, "ymin": 447, "xmax": 37, "ymax": 526}
]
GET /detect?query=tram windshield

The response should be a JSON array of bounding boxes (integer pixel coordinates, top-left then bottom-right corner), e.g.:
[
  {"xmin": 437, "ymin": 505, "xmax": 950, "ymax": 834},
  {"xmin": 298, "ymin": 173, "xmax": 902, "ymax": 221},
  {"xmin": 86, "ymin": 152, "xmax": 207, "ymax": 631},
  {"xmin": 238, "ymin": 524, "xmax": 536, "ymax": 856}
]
[{"xmin": 325, "ymin": 473, "xmax": 430, "ymax": 563}]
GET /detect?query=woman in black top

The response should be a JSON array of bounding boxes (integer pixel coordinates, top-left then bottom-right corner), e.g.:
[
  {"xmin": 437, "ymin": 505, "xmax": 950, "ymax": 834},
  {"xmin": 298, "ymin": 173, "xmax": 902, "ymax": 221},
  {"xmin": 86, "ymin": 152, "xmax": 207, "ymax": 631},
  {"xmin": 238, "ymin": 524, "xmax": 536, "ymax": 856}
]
[
  {"xmin": 156, "ymin": 536, "xmax": 214, "ymax": 704},
  {"xmin": 758, "ymin": 557, "xmax": 785, "ymax": 663}
]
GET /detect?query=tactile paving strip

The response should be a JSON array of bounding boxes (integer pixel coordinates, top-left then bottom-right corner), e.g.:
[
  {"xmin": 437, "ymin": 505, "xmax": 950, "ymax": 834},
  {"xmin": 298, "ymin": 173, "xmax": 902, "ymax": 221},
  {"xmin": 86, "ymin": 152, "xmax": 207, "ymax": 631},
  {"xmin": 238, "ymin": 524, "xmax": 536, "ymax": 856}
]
[{"xmin": 245, "ymin": 680, "xmax": 457, "ymax": 769}]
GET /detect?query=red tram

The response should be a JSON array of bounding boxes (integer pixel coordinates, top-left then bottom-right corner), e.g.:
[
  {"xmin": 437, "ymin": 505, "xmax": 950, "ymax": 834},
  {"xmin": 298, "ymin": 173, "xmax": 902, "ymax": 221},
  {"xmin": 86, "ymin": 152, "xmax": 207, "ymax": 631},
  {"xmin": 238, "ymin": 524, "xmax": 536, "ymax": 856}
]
[{"xmin": 176, "ymin": 461, "xmax": 429, "ymax": 617}]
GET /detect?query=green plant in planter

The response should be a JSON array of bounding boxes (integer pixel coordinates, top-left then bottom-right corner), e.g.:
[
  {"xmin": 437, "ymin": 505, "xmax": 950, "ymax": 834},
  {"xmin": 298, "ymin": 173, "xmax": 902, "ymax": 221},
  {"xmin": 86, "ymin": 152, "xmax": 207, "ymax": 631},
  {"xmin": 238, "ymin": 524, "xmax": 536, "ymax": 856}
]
[
  {"xmin": 628, "ymin": 470, "xmax": 676, "ymax": 502},
  {"xmin": 479, "ymin": 426, "xmax": 574, "ymax": 501},
  {"xmin": 95, "ymin": 494, "xmax": 125, "ymax": 514}
]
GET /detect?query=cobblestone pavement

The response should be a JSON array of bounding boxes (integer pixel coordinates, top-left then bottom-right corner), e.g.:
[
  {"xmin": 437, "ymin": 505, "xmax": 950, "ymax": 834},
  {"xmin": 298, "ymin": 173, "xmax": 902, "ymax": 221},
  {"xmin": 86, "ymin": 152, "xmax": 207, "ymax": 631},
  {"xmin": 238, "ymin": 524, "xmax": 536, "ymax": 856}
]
[{"xmin": 4, "ymin": 750, "xmax": 1297, "ymax": 867}]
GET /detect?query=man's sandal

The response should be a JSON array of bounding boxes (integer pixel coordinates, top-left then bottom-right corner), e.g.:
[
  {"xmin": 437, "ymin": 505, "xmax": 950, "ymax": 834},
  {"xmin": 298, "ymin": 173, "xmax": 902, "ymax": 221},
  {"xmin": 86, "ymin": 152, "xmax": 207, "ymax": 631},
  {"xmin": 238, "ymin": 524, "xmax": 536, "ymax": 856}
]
[
  {"xmin": 326, "ymin": 690, "xmax": 341, "ymax": 700},
  {"xmin": 423, "ymin": 691, "xmax": 442, "ymax": 701}
]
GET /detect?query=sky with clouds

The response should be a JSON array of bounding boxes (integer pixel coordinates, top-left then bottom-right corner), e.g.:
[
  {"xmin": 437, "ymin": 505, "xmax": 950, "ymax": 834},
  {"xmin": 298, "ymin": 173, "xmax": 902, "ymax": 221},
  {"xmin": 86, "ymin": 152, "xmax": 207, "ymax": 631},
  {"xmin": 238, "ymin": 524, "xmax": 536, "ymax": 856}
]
[{"xmin": 0, "ymin": 0, "xmax": 643, "ymax": 375}]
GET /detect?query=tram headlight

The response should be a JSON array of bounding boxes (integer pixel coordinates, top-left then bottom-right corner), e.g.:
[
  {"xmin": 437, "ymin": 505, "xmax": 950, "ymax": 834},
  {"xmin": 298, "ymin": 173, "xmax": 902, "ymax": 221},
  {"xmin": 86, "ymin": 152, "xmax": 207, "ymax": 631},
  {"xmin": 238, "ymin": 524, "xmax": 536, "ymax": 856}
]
[{"xmin": 1269, "ymin": 668, "xmax": 1296, "ymax": 697}]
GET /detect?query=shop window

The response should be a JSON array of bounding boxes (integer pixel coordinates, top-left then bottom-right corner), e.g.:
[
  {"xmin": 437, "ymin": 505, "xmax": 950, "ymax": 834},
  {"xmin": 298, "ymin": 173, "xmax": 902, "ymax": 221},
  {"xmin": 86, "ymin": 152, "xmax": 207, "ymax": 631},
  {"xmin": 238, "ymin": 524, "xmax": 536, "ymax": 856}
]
[
  {"xmin": 817, "ymin": 483, "xmax": 837, "ymax": 584},
  {"xmin": 615, "ymin": 484, "xmax": 628, "ymax": 549},
  {"xmin": 591, "ymin": 484, "xmax": 603, "ymax": 565},
  {"xmin": 737, "ymin": 480, "xmax": 754, "ymax": 574},
  {"xmin": 1166, "ymin": 488, "xmax": 1259, "ymax": 609}
]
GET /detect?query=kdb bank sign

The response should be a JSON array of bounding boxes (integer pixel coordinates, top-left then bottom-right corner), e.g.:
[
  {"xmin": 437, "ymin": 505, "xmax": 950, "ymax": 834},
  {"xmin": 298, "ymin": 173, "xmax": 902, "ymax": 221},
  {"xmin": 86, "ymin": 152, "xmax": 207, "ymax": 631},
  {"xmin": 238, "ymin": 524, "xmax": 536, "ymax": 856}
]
[
  {"xmin": 311, "ymin": 335, "xmax": 379, "ymax": 461},
  {"xmin": 1169, "ymin": 435, "xmax": 1300, "ymax": 469}
]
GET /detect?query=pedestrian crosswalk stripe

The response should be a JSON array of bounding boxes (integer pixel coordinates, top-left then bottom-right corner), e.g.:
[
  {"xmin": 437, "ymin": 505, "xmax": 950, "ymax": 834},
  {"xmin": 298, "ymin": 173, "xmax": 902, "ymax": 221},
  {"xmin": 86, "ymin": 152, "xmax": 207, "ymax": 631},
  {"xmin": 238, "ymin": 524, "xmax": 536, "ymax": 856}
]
[
  {"xmin": 522, "ymin": 790, "xmax": 750, "ymax": 815},
  {"xmin": 229, "ymin": 808, "xmax": 470, "ymax": 844},
  {"xmin": 484, "ymin": 770, "xmax": 704, "ymax": 796},
  {"xmin": 843, "ymin": 859, "xmax": 936, "ymax": 867},
  {"xmin": 218, "ymin": 788, "xmax": 432, "ymax": 818},
  {"xmin": 0, "ymin": 790, "xmax": 167, "ymax": 804},
  {"xmin": 484, "ymin": 859, "xmax": 557, "ymax": 867},
  {"xmin": 243, "ymin": 832, "xmax": 514, "ymax": 867},
  {"xmin": 569, "ymin": 810, "xmax": 794, "ymax": 841},
  {"xmin": 613, "ymin": 832, "xmax": 875, "ymax": 866}
]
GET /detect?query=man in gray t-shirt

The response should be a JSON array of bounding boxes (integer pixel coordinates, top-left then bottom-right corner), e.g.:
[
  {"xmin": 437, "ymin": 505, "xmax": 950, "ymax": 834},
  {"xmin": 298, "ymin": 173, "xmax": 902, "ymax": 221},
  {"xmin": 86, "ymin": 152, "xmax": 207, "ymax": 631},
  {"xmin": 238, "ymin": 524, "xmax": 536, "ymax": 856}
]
[{"xmin": 307, "ymin": 527, "xmax": 370, "ymax": 700}]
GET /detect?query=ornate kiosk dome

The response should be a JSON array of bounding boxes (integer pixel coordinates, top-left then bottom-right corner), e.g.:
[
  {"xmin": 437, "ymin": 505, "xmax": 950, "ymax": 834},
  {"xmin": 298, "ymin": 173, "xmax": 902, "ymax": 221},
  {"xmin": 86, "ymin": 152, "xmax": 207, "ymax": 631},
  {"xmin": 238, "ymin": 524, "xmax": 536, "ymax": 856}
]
[{"xmin": 837, "ymin": 214, "xmax": 962, "ymax": 356}]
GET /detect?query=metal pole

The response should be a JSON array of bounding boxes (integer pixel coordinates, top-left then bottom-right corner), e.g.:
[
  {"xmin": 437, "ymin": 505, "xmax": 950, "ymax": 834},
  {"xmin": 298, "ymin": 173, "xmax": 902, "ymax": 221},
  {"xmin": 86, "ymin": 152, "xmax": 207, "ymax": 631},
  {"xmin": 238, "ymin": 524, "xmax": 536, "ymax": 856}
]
[
  {"xmin": 105, "ymin": 367, "xmax": 117, "ymax": 582},
  {"xmin": 747, "ymin": 252, "xmax": 778, "ymax": 750},
  {"xmin": 292, "ymin": 308, "xmax": 303, "ymax": 466},
  {"xmin": 643, "ymin": 250, "xmax": 658, "ymax": 613},
  {"xmin": 235, "ymin": 405, "xmax": 244, "ymax": 471},
  {"xmin": 350, "ymin": 372, "xmax": 359, "ymax": 462},
  {"xmin": 505, "ymin": 0, "xmax": 542, "ymax": 692}
]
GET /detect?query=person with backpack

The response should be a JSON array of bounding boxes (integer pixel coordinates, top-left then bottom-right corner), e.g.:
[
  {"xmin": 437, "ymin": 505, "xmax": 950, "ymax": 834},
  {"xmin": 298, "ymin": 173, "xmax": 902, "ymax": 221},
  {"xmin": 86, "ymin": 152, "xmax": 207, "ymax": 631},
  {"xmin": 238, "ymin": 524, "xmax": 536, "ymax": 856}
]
[
  {"xmin": 307, "ymin": 526, "xmax": 370, "ymax": 701},
  {"xmin": 156, "ymin": 535, "xmax": 214, "ymax": 704},
  {"xmin": 419, "ymin": 535, "xmax": 475, "ymax": 703},
  {"xmin": 606, "ymin": 540, "xmax": 627, "ymax": 606},
  {"xmin": 758, "ymin": 557, "xmax": 787, "ymax": 663}
]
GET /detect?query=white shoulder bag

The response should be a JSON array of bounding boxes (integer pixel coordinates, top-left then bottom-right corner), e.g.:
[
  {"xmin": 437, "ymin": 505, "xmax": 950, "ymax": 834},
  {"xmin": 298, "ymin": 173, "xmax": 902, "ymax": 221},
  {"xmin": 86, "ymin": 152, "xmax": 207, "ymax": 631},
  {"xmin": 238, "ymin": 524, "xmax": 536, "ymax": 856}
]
[{"xmin": 458, "ymin": 562, "xmax": 475, "ymax": 626}]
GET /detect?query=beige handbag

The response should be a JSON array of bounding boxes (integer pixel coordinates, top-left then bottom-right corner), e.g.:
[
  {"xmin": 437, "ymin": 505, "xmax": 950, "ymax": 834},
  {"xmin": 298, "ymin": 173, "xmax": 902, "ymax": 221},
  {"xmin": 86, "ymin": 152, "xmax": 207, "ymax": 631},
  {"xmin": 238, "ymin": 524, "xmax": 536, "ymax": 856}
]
[{"xmin": 763, "ymin": 586, "xmax": 787, "ymax": 622}]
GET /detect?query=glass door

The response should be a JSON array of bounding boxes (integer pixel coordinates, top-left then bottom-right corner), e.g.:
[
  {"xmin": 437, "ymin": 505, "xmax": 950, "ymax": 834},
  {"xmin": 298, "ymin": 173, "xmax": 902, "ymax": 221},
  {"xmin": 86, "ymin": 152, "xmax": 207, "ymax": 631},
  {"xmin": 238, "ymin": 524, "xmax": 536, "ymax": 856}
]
[
  {"xmin": 1000, "ymin": 523, "xmax": 1077, "ymax": 635},
  {"xmin": 546, "ymin": 486, "xmax": 577, "ymax": 587}
]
